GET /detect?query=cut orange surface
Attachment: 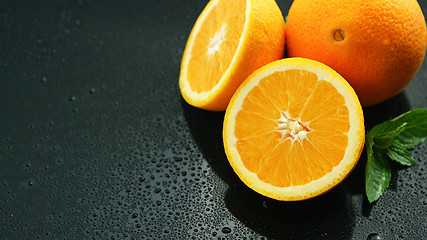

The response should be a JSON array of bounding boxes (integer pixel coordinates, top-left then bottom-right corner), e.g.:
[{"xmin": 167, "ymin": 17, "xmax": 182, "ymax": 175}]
[
  {"xmin": 179, "ymin": 0, "xmax": 285, "ymax": 111},
  {"xmin": 223, "ymin": 58, "xmax": 365, "ymax": 201}
]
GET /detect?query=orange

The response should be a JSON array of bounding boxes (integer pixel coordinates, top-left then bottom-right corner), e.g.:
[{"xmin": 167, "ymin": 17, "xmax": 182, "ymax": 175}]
[
  {"xmin": 285, "ymin": 0, "xmax": 427, "ymax": 106},
  {"xmin": 223, "ymin": 58, "xmax": 365, "ymax": 201},
  {"xmin": 179, "ymin": 0, "xmax": 285, "ymax": 111}
]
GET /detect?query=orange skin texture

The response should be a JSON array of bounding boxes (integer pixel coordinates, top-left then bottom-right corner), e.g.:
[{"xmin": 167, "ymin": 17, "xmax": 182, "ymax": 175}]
[{"xmin": 285, "ymin": 0, "xmax": 427, "ymax": 106}]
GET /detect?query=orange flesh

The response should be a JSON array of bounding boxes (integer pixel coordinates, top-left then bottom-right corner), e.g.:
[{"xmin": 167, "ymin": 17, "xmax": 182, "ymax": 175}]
[
  {"xmin": 235, "ymin": 70, "xmax": 350, "ymax": 187},
  {"xmin": 186, "ymin": 0, "xmax": 246, "ymax": 93}
]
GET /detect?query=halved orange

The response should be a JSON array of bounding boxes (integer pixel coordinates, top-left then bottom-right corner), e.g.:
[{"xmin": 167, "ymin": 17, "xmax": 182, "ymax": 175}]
[
  {"xmin": 179, "ymin": 0, "xmax": 285, "ymax": 111},
  {"xmin": 223, "ymin": 58, "xmax": 365, "ymax": 201}
]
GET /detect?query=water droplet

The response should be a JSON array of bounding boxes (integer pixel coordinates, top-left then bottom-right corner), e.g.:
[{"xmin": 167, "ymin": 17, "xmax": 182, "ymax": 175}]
[
  {"xmin": 41, "ymin": 77, "xmax": 47, "ymax": 83},
  {"xmin": 262, "ymin": 200, "xmax": 274, "ymax": 210},
  {"xmin": 367, "ymin": 233, "xmax": 383, "ymax": 240},
  {"xmin": 89, "ymin": 88, "xmax": 95, "ymax": 94},
  {"xmin": 221, "ymin": 227, "xmax": 231, "ymax": 234},
  {"xmin": 69, "ymin": 96, "xmax": 76, "ymax": 102}
]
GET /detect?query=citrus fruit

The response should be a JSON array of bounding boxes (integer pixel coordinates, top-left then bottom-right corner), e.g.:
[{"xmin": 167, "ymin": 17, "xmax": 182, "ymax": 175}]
[
  {"xmin": 223, "ymin": 58, "xmax": 365, "ymax": 201},
  {"xmin": 179, "ymin": 0, "xmax": 286, "ymax": 111},
  {"xmin": 285, "ymin": 0, "xmax": 427, "ymax": 106}
]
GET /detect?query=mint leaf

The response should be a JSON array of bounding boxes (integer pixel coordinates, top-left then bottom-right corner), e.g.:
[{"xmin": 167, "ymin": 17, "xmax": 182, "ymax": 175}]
[
  {"xmin": 365, "ymin": 145, "xmax": 391, "ymax": 203},
  {"xmin": 364, "ymin": 108, "xmax": 427, "ymax": 203},
  {"xmin": 386, "ymin": 140, "xmax": 417, "ymax": 166},
  {"xmin": 365, "ymin": 132, "xmax": 374, "ymax": 159},
  {"xmin": 370, "ymin": 121, "xmax": 407, "ymax": 149},
  {"xmin": 391, "ymin": 109, "xmax": 427, "ymax": 149}
]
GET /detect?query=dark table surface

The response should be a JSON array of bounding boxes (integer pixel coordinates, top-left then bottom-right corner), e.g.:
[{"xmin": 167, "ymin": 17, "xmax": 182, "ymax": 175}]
[{"xmin": 1, "ymin": 0, "xmax": 426, "ymax": 239}]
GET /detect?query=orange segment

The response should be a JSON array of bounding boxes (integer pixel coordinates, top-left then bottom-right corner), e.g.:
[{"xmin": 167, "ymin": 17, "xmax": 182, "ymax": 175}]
[
  {"xmin": 179, "ymin": 0, "xmax": 285, "ymax": 111},
  {"xmin": 187, "ymin": 0, "xmax": 245, "ymax": 93},
  {"xmin": 223, "ymin": 58, "xmax": 365, "ymax": 201}
]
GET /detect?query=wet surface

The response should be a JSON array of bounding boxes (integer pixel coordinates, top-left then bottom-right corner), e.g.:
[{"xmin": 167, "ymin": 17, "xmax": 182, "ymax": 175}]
[{"xmin": 1, "ymin": 0, "xmax": 426, "ymax": 239}]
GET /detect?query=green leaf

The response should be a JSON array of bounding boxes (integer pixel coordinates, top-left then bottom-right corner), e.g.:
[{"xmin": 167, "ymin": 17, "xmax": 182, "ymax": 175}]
[
  {"xmin": 386, "ymin": 140, "xmax": 417, "ymax": 166},
  {"xmin": 391, "ymin": 109, "xmax": 427, "ymax": 149},
  {"xmin": 365, "ymin": 132, "xmax": 374, "ymax": 158},
  {"xmin": 364, "ymin": 109, "xmax": 427, "ymax": 203},
  {"xmin": 370, "ymin": 121, "xmax": 407, "ymax": 149},
  {"xmin": 365, "ymin": 144, "xmax": 391, "ymax": 203}
]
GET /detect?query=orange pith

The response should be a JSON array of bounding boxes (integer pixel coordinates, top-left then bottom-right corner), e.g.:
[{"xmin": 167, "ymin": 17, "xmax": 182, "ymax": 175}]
[
  {"xmin": 187, "ymin": 0, "xmax": 246, "ymax": 93},
  {"xmin": 223, "ymin": 58, "xmax": 365, "ymax": 201}
]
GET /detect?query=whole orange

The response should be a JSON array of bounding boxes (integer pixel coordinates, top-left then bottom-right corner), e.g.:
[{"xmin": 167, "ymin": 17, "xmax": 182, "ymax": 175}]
[{"xmin": 285, "ymin": 0, "xmax": 427, "ymax": 106}]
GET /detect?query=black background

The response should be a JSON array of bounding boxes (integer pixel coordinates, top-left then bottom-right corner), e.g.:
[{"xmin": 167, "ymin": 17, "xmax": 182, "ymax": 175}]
[{"xmin": 1, "ymin": 0, "xmax": 426, "ymax": 239}]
